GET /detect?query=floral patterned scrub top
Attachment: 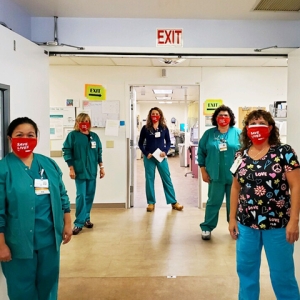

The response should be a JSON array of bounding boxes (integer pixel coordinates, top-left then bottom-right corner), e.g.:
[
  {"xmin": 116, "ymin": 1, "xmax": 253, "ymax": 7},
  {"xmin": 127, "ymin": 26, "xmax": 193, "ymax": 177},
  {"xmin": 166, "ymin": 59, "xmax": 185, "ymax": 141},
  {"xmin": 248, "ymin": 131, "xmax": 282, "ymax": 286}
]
[{"xmin": 234, "ymin": 144, "xmax": 300, "ymax": 230}]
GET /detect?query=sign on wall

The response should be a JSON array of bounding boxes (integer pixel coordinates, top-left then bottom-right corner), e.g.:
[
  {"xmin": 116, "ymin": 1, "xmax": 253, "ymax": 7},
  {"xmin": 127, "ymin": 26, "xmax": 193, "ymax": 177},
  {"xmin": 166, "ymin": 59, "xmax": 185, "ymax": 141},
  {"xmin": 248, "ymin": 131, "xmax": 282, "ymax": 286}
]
[
  {"xmin": 85, "ymin": 84, "xmax": 106, "ymax": 100},
  {"xmin": 156, "ymin": 29, "xmax": 183, "ymax": 47},
  {"xmin": 203, "ymin": 99, "xmax": 223, "ymax": 116}
]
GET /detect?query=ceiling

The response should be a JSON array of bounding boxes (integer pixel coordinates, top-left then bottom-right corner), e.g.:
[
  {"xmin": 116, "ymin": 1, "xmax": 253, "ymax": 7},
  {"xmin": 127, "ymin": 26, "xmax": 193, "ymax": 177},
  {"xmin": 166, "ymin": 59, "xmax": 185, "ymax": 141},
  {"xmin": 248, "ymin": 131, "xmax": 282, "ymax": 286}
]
[
  {"xmin": 16, "ymin": 0, "xmax": 295, "ymax": 103},
  {"xmin": 11, "ymin": 0, "xmax": 300, "ymax": 20}
]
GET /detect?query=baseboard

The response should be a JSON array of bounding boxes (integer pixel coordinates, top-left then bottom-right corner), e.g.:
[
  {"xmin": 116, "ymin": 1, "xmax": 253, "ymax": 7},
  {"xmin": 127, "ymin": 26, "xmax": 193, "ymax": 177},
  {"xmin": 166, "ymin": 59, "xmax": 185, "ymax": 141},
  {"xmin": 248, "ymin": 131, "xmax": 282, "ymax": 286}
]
[{"xmin": 70, "ymin": 203, "xmax": 126, "ymax": 209}]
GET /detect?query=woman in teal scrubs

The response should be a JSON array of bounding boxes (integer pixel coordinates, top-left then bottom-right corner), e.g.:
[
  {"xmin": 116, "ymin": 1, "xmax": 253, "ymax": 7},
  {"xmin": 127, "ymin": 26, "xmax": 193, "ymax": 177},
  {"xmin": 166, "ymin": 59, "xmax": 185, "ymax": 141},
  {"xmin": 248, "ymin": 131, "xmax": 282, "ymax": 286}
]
[
  {"xmin": 62, "ymin": 113, "xmax": 105, "ymax": 235},
  {"xmin": 0, "ymin": 117, "xmax": 72, "ymax": 300},
  {"xmin": 198, "ymin": 105, "xmax": 241, "ymax": 240}
]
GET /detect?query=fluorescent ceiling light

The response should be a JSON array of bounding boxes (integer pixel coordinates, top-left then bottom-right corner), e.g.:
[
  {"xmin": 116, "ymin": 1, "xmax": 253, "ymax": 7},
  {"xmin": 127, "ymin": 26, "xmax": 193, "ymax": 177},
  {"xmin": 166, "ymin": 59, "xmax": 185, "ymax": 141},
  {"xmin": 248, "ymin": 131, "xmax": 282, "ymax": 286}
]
[
  {"xmin": 158, "ymin": 101, "xmax": 165, "ymax": 104},
  {"xmin": 156, "ymin": 96, "xmax": 172, "ymax": 100},
  {"xmin": 166, "ymin": 101, "xmax": 173, "ymax": 104},
  {"xmin": 153, "ymin": 89, "xmax": 173, "ymax": 94}
]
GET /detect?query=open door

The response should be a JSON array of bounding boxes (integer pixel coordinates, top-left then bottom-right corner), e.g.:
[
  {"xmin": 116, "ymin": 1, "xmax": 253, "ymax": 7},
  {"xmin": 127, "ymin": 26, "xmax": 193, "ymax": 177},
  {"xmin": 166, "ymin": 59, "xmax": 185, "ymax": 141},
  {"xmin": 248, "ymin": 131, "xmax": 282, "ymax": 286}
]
[{"xmin": 129, "ymin": 87, "xmax": 137, "ymax": 207}]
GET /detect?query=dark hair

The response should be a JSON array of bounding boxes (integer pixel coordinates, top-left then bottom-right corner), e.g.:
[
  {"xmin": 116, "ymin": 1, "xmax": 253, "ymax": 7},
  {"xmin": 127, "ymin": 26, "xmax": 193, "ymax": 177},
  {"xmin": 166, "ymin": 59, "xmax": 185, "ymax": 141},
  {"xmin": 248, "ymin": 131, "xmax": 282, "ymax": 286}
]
[
  {"xmin": 240, "ymin": 110, "xmax": 280, "ymax": 151},
  {"xmin": 7, "ymin": 117, "xmax": 39, "ymax": 137},
  {"xmin": 211, "ymin": 105, "xmax": 236, "ymax": 126},
  {"xmin": 145, "ymin": 107, "xmax": 167, "ymax": 130}
]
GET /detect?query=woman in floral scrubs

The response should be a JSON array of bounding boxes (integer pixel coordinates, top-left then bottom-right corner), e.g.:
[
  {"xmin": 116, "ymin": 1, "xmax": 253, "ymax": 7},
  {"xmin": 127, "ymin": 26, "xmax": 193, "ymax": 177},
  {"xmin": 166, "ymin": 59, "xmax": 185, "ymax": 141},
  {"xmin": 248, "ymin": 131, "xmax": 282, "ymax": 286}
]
[{"xmin": 229, "ymin": 110, "xmax": 300, "ymax": 300}]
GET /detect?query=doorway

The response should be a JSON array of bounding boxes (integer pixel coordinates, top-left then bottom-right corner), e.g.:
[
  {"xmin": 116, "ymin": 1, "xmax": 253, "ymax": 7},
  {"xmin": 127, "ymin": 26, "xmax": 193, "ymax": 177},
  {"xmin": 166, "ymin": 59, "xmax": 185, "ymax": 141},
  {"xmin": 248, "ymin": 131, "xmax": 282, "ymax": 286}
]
[
  {"xmin": 0, "ymin": 83, "xmax": 10, "ymax": 159},
  {"xmin": 129, "ymin": 84, "xmax": 200, "ymax": 209}
]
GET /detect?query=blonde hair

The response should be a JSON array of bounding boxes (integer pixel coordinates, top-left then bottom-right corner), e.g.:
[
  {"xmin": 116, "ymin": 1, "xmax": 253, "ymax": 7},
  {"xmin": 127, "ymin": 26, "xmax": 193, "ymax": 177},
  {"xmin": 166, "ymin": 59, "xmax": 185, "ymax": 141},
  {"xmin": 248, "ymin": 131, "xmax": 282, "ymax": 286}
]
[{"xmin": 74, "ymin": 113, "xmax": 91, "ymax": 131}]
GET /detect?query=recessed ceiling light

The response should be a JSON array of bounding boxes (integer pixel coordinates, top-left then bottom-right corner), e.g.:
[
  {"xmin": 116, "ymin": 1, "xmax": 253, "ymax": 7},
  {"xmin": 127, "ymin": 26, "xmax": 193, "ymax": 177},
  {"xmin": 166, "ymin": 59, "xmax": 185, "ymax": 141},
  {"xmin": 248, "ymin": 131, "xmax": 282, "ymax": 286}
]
[
  {"xmin": 153, "ymin": 89, "xmax": 173, "ymax": 94},
  {"xmin": 156, "ymin": 96, "xmax": 172, "ymax": 100}
]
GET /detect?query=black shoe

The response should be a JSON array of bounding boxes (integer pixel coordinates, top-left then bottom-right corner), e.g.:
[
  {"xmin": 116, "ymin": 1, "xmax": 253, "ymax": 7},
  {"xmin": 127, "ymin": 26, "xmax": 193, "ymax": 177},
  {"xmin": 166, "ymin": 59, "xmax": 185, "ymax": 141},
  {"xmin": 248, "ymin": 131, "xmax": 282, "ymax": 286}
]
[
  {"xmin": 84, "ymin": 220, "xmax": 94, "ymax": 228},
  {"xmin": 72, "ymin": 226, "xmax": 82, "ymax": 235}
]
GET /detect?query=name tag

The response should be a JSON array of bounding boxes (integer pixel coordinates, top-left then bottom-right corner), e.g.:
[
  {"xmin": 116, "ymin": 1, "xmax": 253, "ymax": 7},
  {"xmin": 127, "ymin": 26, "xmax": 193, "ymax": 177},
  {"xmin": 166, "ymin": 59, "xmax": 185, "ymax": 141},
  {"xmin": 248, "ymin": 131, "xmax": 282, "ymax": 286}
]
[
  {"xmin": 230, "ymin": 157, "xmax": 243, "ymax": 174},
  {"xmin": 219, "ymin": 142, "xmax": 227, "ymax": 151},
  {"xmin": 91, "ymin": 141, "xmax": 96, "ymax": 148},
  {"xmin": 155, "ymin": 132, "xmax": 161, "ymax": 138},
  {"xmin": 34, "ymin": 179, "xmax": 50, "ymax": 195}
]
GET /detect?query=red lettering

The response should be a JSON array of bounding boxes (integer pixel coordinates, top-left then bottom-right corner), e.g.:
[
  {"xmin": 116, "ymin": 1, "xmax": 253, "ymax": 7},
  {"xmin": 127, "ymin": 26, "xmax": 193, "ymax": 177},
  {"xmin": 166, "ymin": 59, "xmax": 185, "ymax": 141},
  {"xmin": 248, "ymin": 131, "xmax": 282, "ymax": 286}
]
[{"xmin": 157, "ymin": 30, "xmax": 164, "ymax": 44}]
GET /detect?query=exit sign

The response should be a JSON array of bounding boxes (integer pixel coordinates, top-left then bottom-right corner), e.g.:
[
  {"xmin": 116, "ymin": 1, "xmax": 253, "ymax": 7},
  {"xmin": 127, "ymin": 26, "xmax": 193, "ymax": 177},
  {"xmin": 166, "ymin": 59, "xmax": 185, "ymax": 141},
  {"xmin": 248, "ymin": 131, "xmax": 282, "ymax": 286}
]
[
  {"xmin": 156, "ymin": 29, "xmax": 183, "ymax": 47},
  {"xmin": 203, "ymin": 99, "xmax": 223, "ymax": 116},
  {"xmin": 85, "ymin": 84, "xmax": 106, "ymax": 101}
]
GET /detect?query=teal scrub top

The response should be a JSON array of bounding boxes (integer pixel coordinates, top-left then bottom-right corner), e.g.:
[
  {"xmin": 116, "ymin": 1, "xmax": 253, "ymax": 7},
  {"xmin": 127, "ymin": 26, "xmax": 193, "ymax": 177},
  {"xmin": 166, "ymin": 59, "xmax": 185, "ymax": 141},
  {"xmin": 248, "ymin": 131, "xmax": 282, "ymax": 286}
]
[
  {"xmin": 62, "ymin": 130, "xmax": 102, "ymax": 180},
  {"xmin": 28, "ymin": 158, "xmax": 55, "ymax": 250},
  {"xmin": 0, "ymin": 153, "xmax": 70, "ymax": 259},
  {"xmin": 197, "ymin": 126, "xmax": 241, "ymax": 181}
]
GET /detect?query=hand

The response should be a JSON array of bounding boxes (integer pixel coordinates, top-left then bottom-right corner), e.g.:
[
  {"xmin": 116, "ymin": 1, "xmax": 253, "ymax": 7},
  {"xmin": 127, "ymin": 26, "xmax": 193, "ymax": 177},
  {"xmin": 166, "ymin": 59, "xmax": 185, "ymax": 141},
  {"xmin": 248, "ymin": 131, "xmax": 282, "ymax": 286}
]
[
  {"xmin": 69, "ymin": 169, "xmax": 76, "ymax": 180},
  {"xmin": 286, "ymin": 221, "xmax": 299, "ymax": 244},
  {"xmin": 0, "ymin": 243, "xmax": 12, "ymax": 262},
  {"xmin": 201, "ymin": 169, "xmax": 210, "ymax": 183},
  {"xmin": 147, "ymin": 154, "xmax": 152, "ymax": 159},
  {"xmin": 160, "ymin": 152, "xmax": 166, "ymax": 157},
  {"xmin": 62, "ymin": 223, "xmax": 73, "ymax": 245},
  {"xmin": 229, "ymin": 219, "xmax": 239, "ymax": 240},
  {"xmin": 100, "ymin": 168, "xmax": 105, "ymax": 179}
]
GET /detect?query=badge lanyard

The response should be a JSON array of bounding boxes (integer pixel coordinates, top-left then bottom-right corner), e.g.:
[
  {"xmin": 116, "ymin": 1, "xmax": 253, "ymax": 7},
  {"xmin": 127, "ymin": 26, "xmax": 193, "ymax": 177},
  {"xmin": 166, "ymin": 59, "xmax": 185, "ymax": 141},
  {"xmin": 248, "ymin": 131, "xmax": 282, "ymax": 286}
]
[{"xmin": 214, "ymin": 129, "xmax": 228, "ymax": 152}]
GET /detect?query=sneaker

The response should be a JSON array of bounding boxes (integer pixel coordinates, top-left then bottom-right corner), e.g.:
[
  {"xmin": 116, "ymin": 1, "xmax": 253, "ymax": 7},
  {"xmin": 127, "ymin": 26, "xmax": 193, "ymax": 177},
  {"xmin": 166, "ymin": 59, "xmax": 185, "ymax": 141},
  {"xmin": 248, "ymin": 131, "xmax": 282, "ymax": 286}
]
[
  {"xmin": 72, "ymin": 227, "xmax": 82, "ymax": 235},
  {"xmin": 147, "ymin": 204, "xmax": 155, "ymax": 212},
  {"xmin": 172, "ymin": 202, "xmax": 184, "ymax": 211},
  {"xmin": 202, "ymin": 231, "xmax": 211, "ymax": 240},
  {"xmin": 84, "ymin": 220, "xmax": 94, "ymax": 228}
]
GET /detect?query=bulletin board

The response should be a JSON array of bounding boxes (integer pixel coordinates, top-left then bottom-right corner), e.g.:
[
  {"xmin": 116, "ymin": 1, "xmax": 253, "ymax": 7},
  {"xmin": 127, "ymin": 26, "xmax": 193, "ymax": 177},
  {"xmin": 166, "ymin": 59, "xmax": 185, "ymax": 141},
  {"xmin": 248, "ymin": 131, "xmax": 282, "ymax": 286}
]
[
  {"xmin": 238, "ymin": 107, "xmax": 266, "ymax": 129},
  {"xmin": 77, "ymin": 100, "xmax": 120, "ymax": 128}
]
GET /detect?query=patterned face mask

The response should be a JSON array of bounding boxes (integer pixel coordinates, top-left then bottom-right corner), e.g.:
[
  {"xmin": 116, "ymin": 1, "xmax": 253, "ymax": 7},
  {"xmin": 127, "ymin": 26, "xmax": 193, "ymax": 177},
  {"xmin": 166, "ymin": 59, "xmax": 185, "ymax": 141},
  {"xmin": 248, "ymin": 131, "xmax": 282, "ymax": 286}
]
[{"xmin": 11, "ymin": 137, "xmax": 37, "ymax": 158}]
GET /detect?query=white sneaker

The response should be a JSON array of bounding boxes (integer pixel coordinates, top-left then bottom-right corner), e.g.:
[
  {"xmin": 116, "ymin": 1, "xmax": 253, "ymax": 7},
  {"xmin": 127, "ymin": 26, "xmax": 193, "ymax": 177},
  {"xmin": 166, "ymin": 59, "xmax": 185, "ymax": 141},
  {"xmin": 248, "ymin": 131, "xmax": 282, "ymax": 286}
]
[{"xmin": 202, "ymin": 231, "xmax": 211, "ymax": 240}]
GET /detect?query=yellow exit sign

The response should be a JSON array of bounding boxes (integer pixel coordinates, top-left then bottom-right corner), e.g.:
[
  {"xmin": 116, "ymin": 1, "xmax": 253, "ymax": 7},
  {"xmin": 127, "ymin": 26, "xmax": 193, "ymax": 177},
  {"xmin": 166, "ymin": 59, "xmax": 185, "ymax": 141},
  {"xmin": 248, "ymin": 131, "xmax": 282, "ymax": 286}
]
[
  {"xmin": 85, "ymin": 84, "xmax": 106, "ymax": 101},
  {"xmin": 203, "ymin": 99, "xmax": 223, "ymax": 115}
]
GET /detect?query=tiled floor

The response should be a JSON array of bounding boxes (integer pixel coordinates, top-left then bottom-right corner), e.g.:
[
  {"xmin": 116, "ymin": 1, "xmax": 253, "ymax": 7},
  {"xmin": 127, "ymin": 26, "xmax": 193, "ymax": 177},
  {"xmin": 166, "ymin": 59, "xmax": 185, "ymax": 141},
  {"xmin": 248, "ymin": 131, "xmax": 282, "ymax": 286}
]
[{"xmin": 59, "ymin": 155, "xmax": 300, "ymax": 300}]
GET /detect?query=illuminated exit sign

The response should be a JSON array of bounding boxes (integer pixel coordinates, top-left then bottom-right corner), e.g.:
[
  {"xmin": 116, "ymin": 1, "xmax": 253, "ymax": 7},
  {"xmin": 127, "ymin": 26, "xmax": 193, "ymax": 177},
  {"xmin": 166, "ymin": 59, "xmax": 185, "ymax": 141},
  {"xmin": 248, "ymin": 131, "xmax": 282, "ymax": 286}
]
[{"xmin": 156, "ymin": 29, "xmax": 183, "ymax": 47}]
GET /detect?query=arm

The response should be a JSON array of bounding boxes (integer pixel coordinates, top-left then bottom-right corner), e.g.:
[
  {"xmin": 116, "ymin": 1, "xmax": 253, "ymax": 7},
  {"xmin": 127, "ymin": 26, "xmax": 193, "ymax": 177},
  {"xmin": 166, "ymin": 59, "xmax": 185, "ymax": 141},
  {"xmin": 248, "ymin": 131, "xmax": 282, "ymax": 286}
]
[
  {"xmin": 228, "ymin": 176, "xmax": 240, "ymax": 240},
  {"xmin": 285, "ymin": 168, "xmax": 300, "ymax": 244},
  {"xmin": 96, "ymin": 136, "xmax": 105, "ymax": 179},
  {"xmin": 62, "ymin": 213, "xmax": 72, "ymax": 245},
  {"xmin": 198, "ymin": 131, "xmax": 210, "ymax": 183},
  {"xmin": 138, "ymin": 126, "xmax": 149, "ymax": 157},
  {"xmin": 162, "ymin": 128, "xmax": 171, "ymax": 156},
  {"xmin": 62, "ymin": 132, "xmax": 76, "ymax": 179}
]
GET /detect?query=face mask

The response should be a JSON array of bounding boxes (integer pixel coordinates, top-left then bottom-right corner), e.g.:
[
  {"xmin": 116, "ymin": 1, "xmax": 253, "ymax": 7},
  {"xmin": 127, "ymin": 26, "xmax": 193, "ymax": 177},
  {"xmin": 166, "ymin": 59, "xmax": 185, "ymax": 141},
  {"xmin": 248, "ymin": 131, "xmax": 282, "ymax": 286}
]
[
  {"xmin": 217, "ymin": 116, "xmax": 230, "ymax": 127},
  {"xmin": 11, "ymin": 138, "xmax": 37, "ymax": 158},
  {"xmin": 247, "ymin": 125, "xmax": 270, "ymax": 145},
  {"xmin": 151, "ymin": 115, "xmax": 160, "ymax": 123},
  {"xmin": 79, "ymin": 122, "xmax": 91, "ymax": 131}
]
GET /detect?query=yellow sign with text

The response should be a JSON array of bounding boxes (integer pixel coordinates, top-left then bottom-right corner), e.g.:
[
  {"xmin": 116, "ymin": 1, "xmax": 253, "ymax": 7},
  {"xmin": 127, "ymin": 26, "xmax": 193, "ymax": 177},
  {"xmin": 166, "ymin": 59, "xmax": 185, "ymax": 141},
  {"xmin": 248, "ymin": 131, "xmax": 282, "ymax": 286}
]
[
  {"xmin": 203, "ymin": 99, "xmax": 223, "ymax": 115},
  {"xmin": 85, "ymin": 84, "xmax": 106, "ymax": 101}
]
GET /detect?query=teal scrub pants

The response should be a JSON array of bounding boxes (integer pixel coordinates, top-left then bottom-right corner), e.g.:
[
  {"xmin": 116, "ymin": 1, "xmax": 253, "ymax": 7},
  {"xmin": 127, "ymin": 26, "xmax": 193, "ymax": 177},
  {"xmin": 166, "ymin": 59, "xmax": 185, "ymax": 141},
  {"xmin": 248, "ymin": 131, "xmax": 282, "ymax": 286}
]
[
  {"xmin": 1, "ymin": 243, "xmax": 60, "ymax": 300},
  {"xmin": 143, "ymin": 156, "xmax": 177, "ymax": 205},
  {"xmin": 74, "ymin": 178, "xmax": 96, "ymax": 227},
  {"xmin": 200, "ymin": 179, "xmax": 231, "ymax": 231},
  {"xmin": 237, "ymin": 223, "xmax": 300, "ymax": 300}
]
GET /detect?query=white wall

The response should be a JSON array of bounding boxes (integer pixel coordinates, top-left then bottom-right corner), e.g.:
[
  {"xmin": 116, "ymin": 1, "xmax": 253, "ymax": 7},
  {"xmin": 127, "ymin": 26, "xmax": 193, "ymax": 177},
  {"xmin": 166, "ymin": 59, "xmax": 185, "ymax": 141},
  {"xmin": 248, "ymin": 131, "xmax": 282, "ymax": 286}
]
[
  {"xmin": 199, "ymin": 67, "xmax": 287, "ymax": 206},
  {"xmin": 0, "ymin": 25, "xmax": 49, "ymax": 300}
]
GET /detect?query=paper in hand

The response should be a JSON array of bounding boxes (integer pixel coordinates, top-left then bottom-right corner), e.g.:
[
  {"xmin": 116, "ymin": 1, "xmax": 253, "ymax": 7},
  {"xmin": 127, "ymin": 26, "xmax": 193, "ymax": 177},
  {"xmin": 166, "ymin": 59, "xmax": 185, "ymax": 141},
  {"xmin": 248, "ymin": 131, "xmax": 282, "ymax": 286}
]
[{"xmin": 152, "ymin": 148, "xmax": 165, "ymax": 163}]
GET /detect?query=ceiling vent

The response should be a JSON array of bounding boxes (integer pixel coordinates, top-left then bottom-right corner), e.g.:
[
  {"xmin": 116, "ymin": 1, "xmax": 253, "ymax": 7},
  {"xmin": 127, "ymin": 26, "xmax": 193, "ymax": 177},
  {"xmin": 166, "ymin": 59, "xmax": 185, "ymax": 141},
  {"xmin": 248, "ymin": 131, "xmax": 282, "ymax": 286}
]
[{"xmin": 254, "ymin": 0, "xmax": 300, "ymax": 11}]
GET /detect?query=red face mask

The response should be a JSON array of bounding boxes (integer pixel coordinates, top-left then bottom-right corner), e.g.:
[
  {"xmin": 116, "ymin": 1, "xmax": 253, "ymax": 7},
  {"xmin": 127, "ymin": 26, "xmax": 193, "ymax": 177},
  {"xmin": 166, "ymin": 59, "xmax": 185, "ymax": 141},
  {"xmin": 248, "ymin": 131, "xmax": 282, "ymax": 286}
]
[
  {"xmin": 151, "ymin": 115, "xmax": 160, "ymax": 123},
  {"xmin": 79, "ymin": 122, "xmax": 91, "ymax": 131},
  {"xmin": 217, "ymin": 116, "xmax": 230, "ymax": 127},
  {"xmin": 11, "ymin": 138, "xmax": 37, "ymax": 158},
  {"xmin": 247, "ymin": 125, "xmax": 270, "ymax": 145}
]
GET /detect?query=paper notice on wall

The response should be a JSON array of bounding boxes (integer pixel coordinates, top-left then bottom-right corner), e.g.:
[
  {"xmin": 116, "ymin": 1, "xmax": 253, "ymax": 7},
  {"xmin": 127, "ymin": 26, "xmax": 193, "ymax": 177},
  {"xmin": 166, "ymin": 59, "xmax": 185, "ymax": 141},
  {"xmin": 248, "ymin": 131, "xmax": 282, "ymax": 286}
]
[
  {"xmin": 50, "ymin": 115, "xmax": 64, "ymax": 139},
  {"xmin": 105, "ymin": 119, "xmax": 119, "ymax": 136}
]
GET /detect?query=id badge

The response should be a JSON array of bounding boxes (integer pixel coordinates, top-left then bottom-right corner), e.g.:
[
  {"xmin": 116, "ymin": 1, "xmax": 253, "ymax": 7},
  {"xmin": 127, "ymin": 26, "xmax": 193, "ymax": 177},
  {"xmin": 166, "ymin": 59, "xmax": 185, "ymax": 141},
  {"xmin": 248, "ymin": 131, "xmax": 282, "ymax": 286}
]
[
  {"xmin": 91, "ymin": 141, "xmax": 96, "ymax": 148},
  {"xmin": 230, "ymin": 157, "xmax": 243, "ymax": 174},
  {"xmin": 34, "ymin": 179, "xmax": 50, "ymax": 195},
  {"xmin": 219, "ymin": 142, "xmax": 227, "ymax": 151},
  {"xmin": 155, "ymin": 132, "xmax": 161, "ymax": 138}
]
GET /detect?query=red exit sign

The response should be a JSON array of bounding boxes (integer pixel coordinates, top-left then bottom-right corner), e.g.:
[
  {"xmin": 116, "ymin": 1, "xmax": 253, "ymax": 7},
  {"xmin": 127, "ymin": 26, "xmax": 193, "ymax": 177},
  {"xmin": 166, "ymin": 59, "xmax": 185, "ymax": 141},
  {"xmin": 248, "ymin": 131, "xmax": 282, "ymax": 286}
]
[{"xmin": 156, "ymin": 29, "xmax": 183, "ymax": 47}]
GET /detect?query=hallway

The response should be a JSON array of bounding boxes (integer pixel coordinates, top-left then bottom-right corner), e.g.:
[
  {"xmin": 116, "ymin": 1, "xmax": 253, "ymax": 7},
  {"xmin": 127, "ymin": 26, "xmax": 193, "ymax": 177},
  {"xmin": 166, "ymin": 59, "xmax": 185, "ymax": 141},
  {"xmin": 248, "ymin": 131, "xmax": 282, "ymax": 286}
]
[{"xmin": 59, "ymin": 156, "xmax": 300, "ymax": 300}]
